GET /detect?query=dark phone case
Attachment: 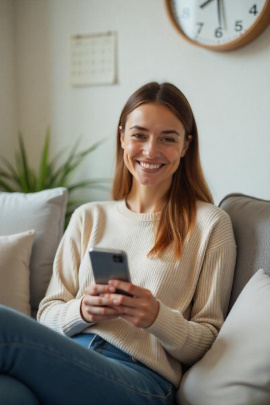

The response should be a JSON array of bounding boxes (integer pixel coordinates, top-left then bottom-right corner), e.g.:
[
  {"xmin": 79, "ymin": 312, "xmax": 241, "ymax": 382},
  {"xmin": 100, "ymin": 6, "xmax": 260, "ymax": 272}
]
[{"xmin": 89, "ymin": 248, "xmax": 132, "ymax": 296}]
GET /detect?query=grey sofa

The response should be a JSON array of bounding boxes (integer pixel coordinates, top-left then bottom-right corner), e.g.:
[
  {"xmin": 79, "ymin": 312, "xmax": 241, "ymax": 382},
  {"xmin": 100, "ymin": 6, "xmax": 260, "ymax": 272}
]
[
  {"xmin": 178, "ymin": 193, "xmax": 270, "ymax": 405},
  {"xmin": 0, "ymin": 190, "xmax": 269, "ymax": 404},
  {"xmin": 219, "ymin": 193, "xmax": 270, "ymax": 310}
]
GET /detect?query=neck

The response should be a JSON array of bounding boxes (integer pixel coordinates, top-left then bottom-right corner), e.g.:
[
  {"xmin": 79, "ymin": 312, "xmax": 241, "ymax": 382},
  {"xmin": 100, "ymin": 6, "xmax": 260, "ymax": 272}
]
[{"xmin": 126, "ymin": 182, "xmax": 170, "ymax": 214}]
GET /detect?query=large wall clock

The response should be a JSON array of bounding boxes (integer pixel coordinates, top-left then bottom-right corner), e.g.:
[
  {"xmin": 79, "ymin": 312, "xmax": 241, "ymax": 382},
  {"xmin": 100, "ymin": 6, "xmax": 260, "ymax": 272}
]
[{"xmin": 165, "ymin": 0, "xmax": 270, "ymax": 51}]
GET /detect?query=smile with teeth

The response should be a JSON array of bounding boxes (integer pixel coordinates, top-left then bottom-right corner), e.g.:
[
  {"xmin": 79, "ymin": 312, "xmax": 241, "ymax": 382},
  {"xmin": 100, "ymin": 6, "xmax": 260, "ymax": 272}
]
[{"xmin": 139, "ymin": 162, "xmax": 163, "ymax": 170}]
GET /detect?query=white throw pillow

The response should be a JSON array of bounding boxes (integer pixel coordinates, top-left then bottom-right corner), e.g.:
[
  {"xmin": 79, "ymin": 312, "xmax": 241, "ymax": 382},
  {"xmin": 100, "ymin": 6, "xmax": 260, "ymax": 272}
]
[
  {"xmin": 0, "ymin": 188, "xmax": 67, "ymax": 315},
  {"xmin": 0, "ymin": 230, "xmax": 35, "ymax": 316},
  {"xmin": 178, "ymin": 268, "xmax": 270, "ymax": 405}
]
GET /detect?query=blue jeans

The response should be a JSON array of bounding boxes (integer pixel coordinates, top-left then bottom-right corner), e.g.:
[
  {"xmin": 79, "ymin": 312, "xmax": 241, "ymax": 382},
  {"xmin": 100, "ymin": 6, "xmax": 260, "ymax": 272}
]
[{"xmin": 0, "ymin": 305, "xmax": 175, "ymax": 404}]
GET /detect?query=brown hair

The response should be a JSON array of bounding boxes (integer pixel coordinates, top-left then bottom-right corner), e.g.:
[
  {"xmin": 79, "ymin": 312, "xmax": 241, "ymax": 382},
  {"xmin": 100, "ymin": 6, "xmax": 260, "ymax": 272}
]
[{"xmin": 112, "ymin": 82, "xmax": 213, "ymax": 258}]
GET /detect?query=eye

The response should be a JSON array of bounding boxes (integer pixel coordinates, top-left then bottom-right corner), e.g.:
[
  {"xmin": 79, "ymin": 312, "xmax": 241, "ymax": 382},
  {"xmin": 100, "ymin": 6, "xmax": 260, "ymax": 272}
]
[
  {"xmin": 131, "ymin": 133, "xmax": 146, "ymax": 140},
  {"xmin": 161, "ymin": 137, "xmax": 176, "ymax": 143}
]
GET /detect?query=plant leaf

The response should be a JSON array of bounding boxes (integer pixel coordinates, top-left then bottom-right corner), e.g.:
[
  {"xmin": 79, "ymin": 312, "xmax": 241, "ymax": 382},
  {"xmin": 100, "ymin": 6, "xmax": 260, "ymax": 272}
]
[
  {"xmin": 0, "ymin": 170, "xmax": 19, "ymax": 191},
  {"xmin": 1, "ymin": 130, "xmax": 110, "ymax": 226},
  {"xmin": 15, "ymin": 152, "xmax": 28, "ymax": 192},
  {"xmin": 0, "ymin": 178, "xmax": 15, "ymax": 192},
  {"xmin": 29, "ymin": 168, "xmax": 37, "ymax": 191},
  {"xmin": 18, "ymin": 132, "xmax": 31, "ymax": 191},
  {"xmin": 57, "ymin": 139, "xmax": 106, "ymax": 186},
  {"xmin": 0, "ymin": 156, "xmax": 21, "ymax": 186},
  {"xmin": 45, "ymin": 145, "xmax": 69, "ymax": 187},
  {"xmin": 48, "ymin": 138, "xmax": 82, "ymax": 187},
  {"xmin": 37, "ymin": 128, "xmax": 50, "ymax": 191}
]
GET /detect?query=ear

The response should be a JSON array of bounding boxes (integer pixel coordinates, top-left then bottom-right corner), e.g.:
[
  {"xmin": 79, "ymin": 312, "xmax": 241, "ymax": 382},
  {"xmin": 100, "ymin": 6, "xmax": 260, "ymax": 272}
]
[
  {"xmin": 180, "ymin": 135, "xmax": 192, "ymax": 157},
  {"xmin": 119, "ymin": 126, "xmax": 125, "ymax": 149}
]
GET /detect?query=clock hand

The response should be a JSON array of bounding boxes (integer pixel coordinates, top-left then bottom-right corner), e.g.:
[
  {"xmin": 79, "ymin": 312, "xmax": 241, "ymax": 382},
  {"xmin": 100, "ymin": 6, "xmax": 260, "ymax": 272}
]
[
  {"xmin": 217, "ymin": 0, "xmax": 222, "ymax": 27},
  {"xmin": 221, "ymin": 0, "xmax": 226, "ymax": 30},
  {"xmin": 200, "ymin": 0, "xmax": 215, "ymax": 8}
]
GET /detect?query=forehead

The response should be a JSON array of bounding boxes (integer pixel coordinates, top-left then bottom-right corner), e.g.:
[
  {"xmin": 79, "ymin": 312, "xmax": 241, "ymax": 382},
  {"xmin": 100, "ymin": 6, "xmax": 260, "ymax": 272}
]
[{"xmin": 126, "ymin": 103, "xmax": 185, "ymax": 133}]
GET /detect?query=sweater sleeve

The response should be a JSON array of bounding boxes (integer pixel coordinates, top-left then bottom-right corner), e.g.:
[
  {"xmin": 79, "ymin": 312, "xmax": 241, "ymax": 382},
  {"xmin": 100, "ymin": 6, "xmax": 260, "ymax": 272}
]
[
  {"xmin": 147, "ymin": 241, "xmax": 236, "ymax": 366},
  {"xmin": 37, "ymin": 207, "xmax": 92, "ymax": 335}
]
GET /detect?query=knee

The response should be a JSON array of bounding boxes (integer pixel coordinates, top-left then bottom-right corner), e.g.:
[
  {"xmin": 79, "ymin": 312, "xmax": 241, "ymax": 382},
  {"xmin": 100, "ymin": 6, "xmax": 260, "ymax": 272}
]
[
  {"xmin": 0, "ymin": 305, "xmax": 15, "ymax": 326},
  {"xmin": 0, "ymin": 375, "xmax": 39, "ymax": 405},
  {"xmin": 0, "ymin": 305, "xmax": 33, "ymax": 337},
  {"xmin": 0, "ymin": 304, "xmax": 19, "ymax": 318}
]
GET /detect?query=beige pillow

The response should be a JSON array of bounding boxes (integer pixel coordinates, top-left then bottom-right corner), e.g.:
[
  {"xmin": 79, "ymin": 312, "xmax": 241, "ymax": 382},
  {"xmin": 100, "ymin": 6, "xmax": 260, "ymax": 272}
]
[
  {"xmin": 0, "ymin": 230, "xmax": 35, "ymax": 316},
  {"xmin": 178, "ymin": 268, "xmax": 270, "ymax": 405}
]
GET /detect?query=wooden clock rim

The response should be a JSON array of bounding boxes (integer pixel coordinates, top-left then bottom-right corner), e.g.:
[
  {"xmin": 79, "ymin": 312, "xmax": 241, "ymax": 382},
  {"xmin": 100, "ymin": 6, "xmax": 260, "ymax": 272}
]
[{"xmin": 165, "ymin": 0, "xmax": 270, "ymax": 51}]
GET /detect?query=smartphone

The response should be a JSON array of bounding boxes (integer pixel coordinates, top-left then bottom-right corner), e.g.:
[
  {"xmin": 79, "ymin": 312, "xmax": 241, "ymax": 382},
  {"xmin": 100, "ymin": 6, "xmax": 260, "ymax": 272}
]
[{"xmin": 89, "ymin": 247, "xmax": 132, "ymax": 296}]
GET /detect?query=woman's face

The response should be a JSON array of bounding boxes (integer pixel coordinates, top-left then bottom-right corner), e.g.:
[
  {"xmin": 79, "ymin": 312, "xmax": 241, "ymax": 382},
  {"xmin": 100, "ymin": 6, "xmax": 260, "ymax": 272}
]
[{"xmin": 120, "ymin": 103, "xmax": 190, "ymax": 192}]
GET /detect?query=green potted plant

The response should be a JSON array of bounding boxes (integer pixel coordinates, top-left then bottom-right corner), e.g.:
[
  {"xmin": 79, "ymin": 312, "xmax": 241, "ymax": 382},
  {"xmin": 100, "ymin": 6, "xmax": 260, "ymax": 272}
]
[{"xmin": 0, "ymin": 129, "xmax": 111, "ymax": 227}]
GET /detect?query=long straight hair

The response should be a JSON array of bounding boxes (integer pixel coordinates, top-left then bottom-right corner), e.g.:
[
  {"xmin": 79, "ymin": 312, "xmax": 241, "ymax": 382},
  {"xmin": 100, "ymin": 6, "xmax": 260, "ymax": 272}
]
[{"xmin": 112, "ymin": 82, "xmax": 213, "ymax": 258}]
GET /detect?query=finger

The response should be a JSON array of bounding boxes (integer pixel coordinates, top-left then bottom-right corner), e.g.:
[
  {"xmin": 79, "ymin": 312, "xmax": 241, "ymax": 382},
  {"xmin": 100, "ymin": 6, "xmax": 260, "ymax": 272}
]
[
  {"xmin": 108, "ymin": 280, "xmax": 152, "ymax": 300},
  {"xmin": 83, "ymin": 295, "xmax": 117, "ymax": 307},
  {"xmin": 84, "ymin": 284, "xmax": 116, "ymax": 296},
  {"xmin": 82, "ymin": 301, "xmax": 120, "ymax": 323},
  {"xmin": 108, "ymin": 280, "xmax": 136, "ymax": 297},
  {"xmin": 99, "ymin": 293, "xmax": 136, "ymax": 309},
  {"xmin": 100, "ymin": 292, "xmax": 132, "ymax": 301},
  {"xmin": 86, "ymin": 305, "xmax": 119, "ymax": 316}
]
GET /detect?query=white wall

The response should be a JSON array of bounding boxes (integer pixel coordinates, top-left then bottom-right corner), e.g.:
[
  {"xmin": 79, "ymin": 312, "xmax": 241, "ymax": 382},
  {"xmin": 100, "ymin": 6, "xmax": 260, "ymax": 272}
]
[
  {"xmin": 3, "ymin": 0, "xmax": 270, "ymax": 203},
  {"xmin": 0, "ymin": 0, "xmax": 16, "ymax": 162},
  {"xmin": 14, "ymin": 0, "xmax": 51, "ymax": 161}
]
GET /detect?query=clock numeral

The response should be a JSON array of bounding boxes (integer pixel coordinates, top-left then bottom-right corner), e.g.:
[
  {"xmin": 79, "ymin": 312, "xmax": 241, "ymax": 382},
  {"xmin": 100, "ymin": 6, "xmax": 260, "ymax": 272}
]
[
  {"xmin": 235, "ymin": 20, "xmax": 243, "ymax": 32},
  {"xmin": 197, "ymin": 23, "xmax": 204, "ymax": 34},
  {"xmin": 215, "ymin": 27, "xmax": 223, "ymax": 38},
  {"xmin": 249, "ymin": 4, "xmax": 258, "ymax": 15}
]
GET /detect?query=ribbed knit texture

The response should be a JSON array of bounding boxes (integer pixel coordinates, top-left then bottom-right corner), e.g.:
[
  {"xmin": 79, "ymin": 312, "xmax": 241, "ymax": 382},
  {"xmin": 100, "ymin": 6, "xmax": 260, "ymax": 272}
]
[{"xmin": 38, "ymin": 199, "xmax": 236, "ymax": 387}]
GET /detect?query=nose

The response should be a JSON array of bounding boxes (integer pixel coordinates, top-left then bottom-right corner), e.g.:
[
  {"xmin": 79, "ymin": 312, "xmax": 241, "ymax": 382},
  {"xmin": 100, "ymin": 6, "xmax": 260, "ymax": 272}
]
[{"xmin": 142, "ymin": 140, "xmax": 160, "ymax": 159}]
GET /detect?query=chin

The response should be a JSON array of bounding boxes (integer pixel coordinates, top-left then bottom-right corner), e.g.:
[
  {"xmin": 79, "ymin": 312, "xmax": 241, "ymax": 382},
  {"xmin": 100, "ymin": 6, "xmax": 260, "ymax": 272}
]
[{"xmin": 139, "ymin": 179, "xmax": 161, "ymax": 187}]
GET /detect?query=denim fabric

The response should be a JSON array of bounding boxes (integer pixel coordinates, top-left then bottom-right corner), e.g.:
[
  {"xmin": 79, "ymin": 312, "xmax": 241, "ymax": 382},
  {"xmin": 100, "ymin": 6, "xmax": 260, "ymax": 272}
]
[
  {"xmin": 0, "ymin": 306, "xmax": 175, "ymax": 405},
  {"xmin": 0, "ymin": 375, "xmax": 40, "ymax": 405}
]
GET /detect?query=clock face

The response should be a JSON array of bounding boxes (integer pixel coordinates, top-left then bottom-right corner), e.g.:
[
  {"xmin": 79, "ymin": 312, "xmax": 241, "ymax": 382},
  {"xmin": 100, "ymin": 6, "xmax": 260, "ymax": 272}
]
[{"xmin": 169, "ymin": 0, "xmax": 269, "ymax": 48}]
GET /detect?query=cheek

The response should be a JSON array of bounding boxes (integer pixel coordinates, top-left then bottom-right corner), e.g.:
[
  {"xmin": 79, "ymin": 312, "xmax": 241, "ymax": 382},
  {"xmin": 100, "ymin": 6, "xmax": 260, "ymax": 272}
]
[
  {"xmin": 167, "ymin": 148, "xmax": 182, "ymax": 163},
  {"xmin": 123, "ymin": 140, "xmax": 140, "ymax": 157}
]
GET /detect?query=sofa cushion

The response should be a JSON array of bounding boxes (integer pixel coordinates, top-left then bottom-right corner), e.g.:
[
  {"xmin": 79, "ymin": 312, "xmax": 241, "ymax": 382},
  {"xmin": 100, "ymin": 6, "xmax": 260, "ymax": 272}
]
[
  {"xmin": 0, "ymin": 230, "xmax": 35, "ymax": 316},
  {"xmin": 219, "ymin": 193, "xmax": 270, "ymax": 310},
  {"xmin": 177, "ymin": 193, "xmax": 270, "ymax": 405},
  {"xmin": 178, "ymin": 268, "xmax": 270, "ymax": 405},
  {"xmin": 0, "ymin": 188, "xmax": 67, "ymax": 316}
]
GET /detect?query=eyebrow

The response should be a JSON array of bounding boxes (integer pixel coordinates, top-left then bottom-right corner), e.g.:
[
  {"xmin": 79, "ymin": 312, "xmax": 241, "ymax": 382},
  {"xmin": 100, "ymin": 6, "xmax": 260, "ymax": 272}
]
[{"xmin": 129, "ymin": 125, "xmax": 180, "ymax": 136}]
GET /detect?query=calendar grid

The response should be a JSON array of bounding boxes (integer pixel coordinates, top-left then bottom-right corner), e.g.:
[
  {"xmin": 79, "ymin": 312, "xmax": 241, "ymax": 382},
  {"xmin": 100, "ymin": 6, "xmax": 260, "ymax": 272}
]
[{"xmin": 70, "ymin": 32, "xmax": 117, "ymax": 86}]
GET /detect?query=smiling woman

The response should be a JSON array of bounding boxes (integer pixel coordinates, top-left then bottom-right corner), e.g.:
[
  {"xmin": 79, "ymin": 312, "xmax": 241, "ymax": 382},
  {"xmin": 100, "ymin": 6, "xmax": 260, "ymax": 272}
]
[
  {"xmin": 113, "ymin": 82, "xmax": 212, "ymax": 258},
  {"xmin": 0, "ymin": 82, "xmax": 236, "ymax": 405}
]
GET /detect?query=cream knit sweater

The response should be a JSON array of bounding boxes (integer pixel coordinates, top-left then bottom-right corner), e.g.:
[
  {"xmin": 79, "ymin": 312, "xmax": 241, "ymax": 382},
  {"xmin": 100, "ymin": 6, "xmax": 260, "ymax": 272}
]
[{"xmin": 38, "ymin": 199, "xmax": 236, "ymax": 387}]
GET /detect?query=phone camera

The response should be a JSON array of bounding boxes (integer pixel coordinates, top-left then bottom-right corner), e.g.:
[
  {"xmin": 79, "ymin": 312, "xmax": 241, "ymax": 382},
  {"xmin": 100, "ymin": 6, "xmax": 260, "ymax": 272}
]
[{"xmin": 113, "ymin": 254, "xmax": 123, "ymax": 263}]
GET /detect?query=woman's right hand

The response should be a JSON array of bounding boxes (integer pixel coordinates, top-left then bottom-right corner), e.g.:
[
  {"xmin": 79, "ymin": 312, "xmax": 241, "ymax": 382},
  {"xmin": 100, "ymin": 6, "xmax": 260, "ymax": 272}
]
[{"xmin": 80, "ymin": 284, "xmax": 120, "ymax": 323}]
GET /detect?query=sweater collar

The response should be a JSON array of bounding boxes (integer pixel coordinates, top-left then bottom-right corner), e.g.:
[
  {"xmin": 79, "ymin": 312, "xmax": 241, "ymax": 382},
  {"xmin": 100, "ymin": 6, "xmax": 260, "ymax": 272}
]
[{"xmin": 117, "ymin": 200, "xmax": 161, "ymax": 222}]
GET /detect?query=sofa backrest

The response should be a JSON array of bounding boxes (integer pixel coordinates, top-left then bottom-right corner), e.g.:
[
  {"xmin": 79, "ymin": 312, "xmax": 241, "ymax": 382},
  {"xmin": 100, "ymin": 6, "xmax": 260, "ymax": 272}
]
[{"xmin": 219, "ymin": 193, "xmax": 270, "ymax": 311}]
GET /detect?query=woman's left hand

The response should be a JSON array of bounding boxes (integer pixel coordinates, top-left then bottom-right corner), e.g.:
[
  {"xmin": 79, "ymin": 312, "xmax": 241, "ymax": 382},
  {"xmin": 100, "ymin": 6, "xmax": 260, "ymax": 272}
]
[{"xmin": 101, "ymin": 280, "xmax": 160, "ymax": 329}]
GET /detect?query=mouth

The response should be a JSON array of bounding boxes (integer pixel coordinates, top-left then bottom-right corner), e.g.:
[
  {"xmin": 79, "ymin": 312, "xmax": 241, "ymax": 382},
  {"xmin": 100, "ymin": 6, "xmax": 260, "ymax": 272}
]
[{"xmin": 137, "ymin": 161, "xmax": 165, "ymax": 171}]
